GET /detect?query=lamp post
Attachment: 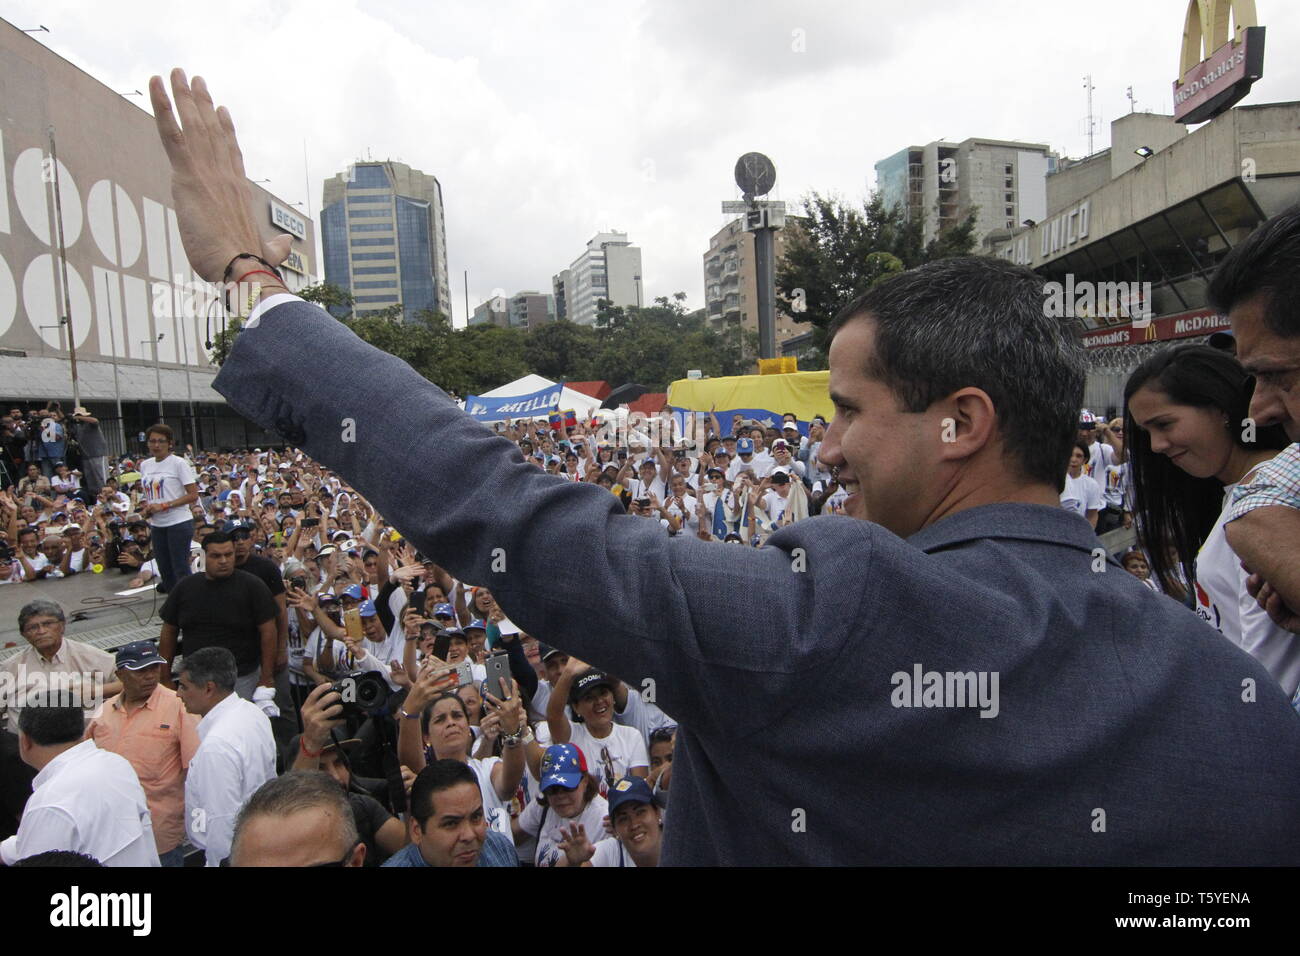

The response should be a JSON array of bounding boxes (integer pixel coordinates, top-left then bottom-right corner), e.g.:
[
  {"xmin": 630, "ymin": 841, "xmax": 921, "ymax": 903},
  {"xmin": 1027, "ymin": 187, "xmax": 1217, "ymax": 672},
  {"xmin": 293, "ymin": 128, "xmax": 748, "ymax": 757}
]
[{"xmin": 141, "ymin": 334, "xmax": 164, "ymax": 422}]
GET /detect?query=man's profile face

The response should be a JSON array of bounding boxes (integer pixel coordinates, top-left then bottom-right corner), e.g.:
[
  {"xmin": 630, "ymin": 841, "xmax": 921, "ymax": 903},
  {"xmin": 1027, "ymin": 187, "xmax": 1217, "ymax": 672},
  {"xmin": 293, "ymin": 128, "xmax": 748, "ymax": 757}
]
[
  {"xmin": 820, "ymin": 315, "xmax": 942, "ymax": 537},
  {"xmin": 1231, "ymin": 292, "xmax": 1300, "ymax": 441},
  {"xmin": 413, "ymin": 782, "xmax": 486, "ymax": 867},
  {"xmin": 118, "ymin": 663, "xmax": 163, "ymax": 702},
  {"xmin": 232, "ymin": 807, "xmax": 364, "ymax": 867}
]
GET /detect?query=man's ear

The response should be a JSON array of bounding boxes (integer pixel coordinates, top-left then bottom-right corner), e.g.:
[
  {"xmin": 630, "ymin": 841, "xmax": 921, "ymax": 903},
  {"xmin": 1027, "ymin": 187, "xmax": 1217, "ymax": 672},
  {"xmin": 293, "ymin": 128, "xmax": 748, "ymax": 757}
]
[{"xmin": 935, "ymin": 388, "xmax": 998, "ymax": 462}]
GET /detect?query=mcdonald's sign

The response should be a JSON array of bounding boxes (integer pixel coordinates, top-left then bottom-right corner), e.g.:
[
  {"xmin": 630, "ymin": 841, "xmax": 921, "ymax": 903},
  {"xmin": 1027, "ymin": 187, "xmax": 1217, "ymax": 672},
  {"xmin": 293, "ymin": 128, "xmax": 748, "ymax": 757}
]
[{"xmin": 1173, "ymin": 0, "xmax": 1265, "ymax": 124}]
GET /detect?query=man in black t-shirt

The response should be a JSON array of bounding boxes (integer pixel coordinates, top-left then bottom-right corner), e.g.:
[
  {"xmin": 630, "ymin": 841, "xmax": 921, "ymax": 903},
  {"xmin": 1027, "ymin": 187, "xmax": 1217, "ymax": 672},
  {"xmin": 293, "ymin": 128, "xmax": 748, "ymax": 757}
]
[
  {"xmin": 229, "ymin": 523, "xmax": 289, "ymax": 694},
  {"xmin": 158, "ymin": 531, "xmax": 278, "ymax": 710}
]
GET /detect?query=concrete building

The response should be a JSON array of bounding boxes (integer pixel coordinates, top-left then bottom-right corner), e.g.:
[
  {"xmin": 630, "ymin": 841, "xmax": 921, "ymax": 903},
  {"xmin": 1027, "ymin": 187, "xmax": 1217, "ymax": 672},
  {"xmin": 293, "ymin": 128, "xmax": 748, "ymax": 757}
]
[
  {"xmin": 469, "ymin": 290, "xmax": 555, "ymax": 329},
  {"xmin": 320, "ymin": 160, "xmax": 451, "ymax": 322},
  {"xmin": 552, "ymin": 269, "xmax": 571, "ymax": 321},
  {"xmin": 564, "ymin": 232, "xmax": 643, "ymax": 326},
  {"xmin": 509, "ymin": 291, "xmax": 556, "ymax": 329},
  {"xmin": 875, "ymin": 138, "xmax": 1056, "ymax": 245},
  {"xmin": 988, "ymin": 104, "xmax": 1300, "ymax": 414},
  {"xmin": 0, "ymin": 17, "xmax": 317, "ymax": 454},
  {"xmin": 702, "ymin": 217, "xmax": 803, "ymax": 349}
]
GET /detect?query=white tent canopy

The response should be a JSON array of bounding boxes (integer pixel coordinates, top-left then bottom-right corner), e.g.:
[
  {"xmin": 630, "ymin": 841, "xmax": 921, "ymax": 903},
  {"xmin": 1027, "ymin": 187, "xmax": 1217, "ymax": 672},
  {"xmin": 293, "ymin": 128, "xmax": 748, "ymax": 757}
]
[{"xmin": 478, "ymin": 374, "xmax": 603, "ymax": 419}]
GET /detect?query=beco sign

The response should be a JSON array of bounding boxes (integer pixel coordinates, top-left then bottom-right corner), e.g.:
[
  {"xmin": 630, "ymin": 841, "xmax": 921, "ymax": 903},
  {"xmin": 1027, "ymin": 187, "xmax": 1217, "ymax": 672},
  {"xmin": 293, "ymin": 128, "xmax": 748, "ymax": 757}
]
[{"xmin": 1172, "ymin": 0, "xmax": 1265, "ymax": 125}]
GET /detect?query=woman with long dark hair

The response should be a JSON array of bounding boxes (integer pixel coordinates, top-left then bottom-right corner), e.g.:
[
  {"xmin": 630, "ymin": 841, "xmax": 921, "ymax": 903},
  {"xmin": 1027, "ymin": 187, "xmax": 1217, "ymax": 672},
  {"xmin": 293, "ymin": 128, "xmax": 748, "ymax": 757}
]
[{"xmin": 1125, "ymin": 344, "xmax": 1300, "ymax": 697}]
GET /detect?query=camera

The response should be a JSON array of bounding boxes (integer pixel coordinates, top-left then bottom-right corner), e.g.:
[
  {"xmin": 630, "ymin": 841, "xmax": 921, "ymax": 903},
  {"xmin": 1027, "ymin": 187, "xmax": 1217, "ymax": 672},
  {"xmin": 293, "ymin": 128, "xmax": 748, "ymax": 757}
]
[{"xmin": 329, "ymin": 671, "xmax": 390, "ymax": 718}]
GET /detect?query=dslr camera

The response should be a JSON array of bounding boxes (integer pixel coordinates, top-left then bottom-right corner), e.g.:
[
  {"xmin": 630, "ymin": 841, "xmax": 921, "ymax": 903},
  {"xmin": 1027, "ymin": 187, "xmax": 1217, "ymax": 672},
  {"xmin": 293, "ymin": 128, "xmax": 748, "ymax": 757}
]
[{"xmin": 330, "ymin": 671, "xmax": 390, "ymax": 718}]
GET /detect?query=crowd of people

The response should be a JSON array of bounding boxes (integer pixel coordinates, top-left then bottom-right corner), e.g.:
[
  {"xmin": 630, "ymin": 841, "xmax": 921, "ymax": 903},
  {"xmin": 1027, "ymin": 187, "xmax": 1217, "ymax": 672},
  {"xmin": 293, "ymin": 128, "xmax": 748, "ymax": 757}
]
[
  {"xmin": 3, "ymin": 179, "xmax": 1300, "ymax": 863},
  {"xmin": 2, "ymin": 423, "xmax": 679, "ymax": 866}
]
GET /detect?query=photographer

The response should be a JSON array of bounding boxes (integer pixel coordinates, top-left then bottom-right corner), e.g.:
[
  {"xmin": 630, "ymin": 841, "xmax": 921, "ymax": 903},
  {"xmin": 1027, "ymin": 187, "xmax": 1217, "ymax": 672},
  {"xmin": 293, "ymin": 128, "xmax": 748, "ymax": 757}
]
[
  {"xmin": 288, "ymin": 683, "xmax": 407, "ymax": 865},
  {"xmin": 68, "ymin": 408, "xmax": 109, "ymax": 497}
]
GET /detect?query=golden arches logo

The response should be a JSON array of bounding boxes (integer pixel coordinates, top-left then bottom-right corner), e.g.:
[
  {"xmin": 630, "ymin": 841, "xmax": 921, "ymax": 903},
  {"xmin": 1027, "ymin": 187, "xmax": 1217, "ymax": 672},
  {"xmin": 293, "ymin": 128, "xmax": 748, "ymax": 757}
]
[{"xmin": 1180, "ymin": 0, "xmax": 1258, "ymax": 76}]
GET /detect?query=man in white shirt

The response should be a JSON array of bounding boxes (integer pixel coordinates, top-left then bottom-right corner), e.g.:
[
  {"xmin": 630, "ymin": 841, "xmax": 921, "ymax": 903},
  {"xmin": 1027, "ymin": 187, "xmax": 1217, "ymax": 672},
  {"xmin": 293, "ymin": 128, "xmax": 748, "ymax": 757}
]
[
  {"xmin": 176, "ymin": 646, "xmax": 277, "ymax": 867},
  {"xmin": 0, "ymin": 695, "xmax": 159, "ymax": 866}
]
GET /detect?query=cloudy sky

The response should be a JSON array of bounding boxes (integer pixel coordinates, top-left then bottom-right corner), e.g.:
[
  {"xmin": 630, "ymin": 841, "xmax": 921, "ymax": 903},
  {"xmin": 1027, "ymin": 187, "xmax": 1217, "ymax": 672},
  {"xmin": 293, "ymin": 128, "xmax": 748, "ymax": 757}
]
[{"xmin": 7, "ymin": 0, "xmax": 1298, "ymax": 325}]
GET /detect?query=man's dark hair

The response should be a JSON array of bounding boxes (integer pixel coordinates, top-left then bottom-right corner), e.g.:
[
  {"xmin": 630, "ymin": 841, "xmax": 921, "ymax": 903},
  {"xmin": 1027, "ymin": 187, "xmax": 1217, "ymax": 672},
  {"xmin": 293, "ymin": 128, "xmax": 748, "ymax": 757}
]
[
  {"xmin": 145, "ymin": 423, "xmax": 174, "ymax": 442},
  {"xmin": 202, "ymin": 530, "xmax": 234, "ymax": 552},
  {"xmin": 18, "ymin": 695, "xmax": 85, "ymax": 746},
  {"xmin": 231, "ymin": 771, "xmax": 357, "ymax": 864},
  {"xmin": 1207, "ymin": 203, "xmax": 1300, "ymax": 337},
  {"xmin": 179, "ymin": 646, "xmax": 237, "ymax": 691},
  {"xmin": 409, "ymin": 759, "xmax": 480, "ymax": 828},
  {"xmin": 12, "ymin": 850, "xmax": 104, "ymax": 867},
  {"xmin": 17, "ymin": 526, "xmax": 38, "ymax": 543},
  {"xmin": 828, "ymin": 256, "xmax": 1085, "ymax": 489}
]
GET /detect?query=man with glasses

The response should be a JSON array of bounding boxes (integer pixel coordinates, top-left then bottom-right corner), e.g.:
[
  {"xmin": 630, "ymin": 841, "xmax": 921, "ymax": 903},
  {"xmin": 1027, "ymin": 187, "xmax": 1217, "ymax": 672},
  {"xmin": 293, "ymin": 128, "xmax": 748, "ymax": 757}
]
[{"xmin": 2, "ymin": 600, "xmax": 120, "ymax": 735}]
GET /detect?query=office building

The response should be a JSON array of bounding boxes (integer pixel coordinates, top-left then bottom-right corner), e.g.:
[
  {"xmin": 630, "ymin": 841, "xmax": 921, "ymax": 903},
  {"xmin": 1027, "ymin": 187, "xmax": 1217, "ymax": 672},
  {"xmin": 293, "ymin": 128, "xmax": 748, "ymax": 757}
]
[
  {"xmin": 320, "ymin": 160, "xmax": 451, "ymax": 322},
  {"xmin": 702, "ymin": 218, "xmax": 803, "ymax": 348},
  {"xmin": 874, "ymin": 137, "xmax": 1056, "ymax": 245},
  {"xmin": 563, "ymin": 232, "xmax": 642, "ymax": 326}
]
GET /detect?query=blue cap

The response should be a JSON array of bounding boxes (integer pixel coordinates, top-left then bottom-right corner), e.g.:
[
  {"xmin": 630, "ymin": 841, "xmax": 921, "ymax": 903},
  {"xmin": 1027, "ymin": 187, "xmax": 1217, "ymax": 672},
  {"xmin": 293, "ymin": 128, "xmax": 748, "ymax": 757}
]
[
  {"xmin": 432, "ymin": 602, "xmax": 456, "ymax": 619},
  {"xmin": 114, "ymin": 640, "xmax": 166, "ymax": 670},
  {"xmin": 464, "ymin": 618, "xmax": 487, "ymax": 632},
  {"xmin": 358, "ymin": 599, "xmax": 377, "ymax": 618},
  {"xmin": 607, "ymin": 775, "xmax": 656, "ymax": 817},
  {"xmin": 736, "ymin": 438, "xmax": 754, "ymax": 455},
  {"xmin": 539, "ymin": 743, "xmax": 589, "ymax": 791},
  {"xmin": 340, "ymin": 584, "xmax": 364, "ymax": 601}
]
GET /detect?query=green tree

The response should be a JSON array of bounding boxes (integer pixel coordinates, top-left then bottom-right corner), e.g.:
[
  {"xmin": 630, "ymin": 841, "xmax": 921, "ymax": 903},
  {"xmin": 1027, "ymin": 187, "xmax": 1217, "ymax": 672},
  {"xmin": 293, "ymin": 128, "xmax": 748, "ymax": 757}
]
[{"xmin": 776, "ymin": 191, "xmax": 978, "ymax": 365}]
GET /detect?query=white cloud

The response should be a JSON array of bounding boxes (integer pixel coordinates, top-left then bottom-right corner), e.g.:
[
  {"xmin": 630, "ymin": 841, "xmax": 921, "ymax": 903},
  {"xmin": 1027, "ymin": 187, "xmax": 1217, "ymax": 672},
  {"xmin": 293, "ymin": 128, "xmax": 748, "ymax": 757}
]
[{"xmin": 8, "ymin": 0, "xmax": 1299, "ymax": 326}]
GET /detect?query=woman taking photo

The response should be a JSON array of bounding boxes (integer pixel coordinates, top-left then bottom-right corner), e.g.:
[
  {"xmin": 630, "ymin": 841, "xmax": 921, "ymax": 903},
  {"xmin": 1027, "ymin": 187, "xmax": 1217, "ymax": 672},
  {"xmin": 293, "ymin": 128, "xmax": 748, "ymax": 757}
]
[
  {"xmin": 1125, "ymin": 344, "xmax": 1299, "ymax": 698},
  {"xmin": 397, "ymin": 666, "xmax": 526, "ymax": 837}
]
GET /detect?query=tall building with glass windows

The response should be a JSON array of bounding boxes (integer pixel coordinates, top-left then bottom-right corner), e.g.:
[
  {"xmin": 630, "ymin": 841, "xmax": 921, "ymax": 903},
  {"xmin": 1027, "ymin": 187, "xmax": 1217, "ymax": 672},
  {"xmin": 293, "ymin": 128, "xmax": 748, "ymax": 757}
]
[{"xmin": 320, "ymin": 161, "xmax": 451, "ymax": 321}]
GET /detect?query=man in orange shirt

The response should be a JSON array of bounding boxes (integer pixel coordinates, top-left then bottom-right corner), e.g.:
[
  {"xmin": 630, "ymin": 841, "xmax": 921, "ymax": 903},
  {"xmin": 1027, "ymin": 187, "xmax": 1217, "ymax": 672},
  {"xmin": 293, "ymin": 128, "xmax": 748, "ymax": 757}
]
[{"xmin": 88, "ymin": 641, "xmax": 200, "ymax": 866}]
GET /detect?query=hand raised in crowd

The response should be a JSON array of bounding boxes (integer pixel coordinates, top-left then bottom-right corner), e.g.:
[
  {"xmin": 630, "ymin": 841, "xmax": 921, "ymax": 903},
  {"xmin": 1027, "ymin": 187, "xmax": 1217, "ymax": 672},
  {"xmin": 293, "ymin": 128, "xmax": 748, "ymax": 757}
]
[
  {"xmin": 484, "ymin": 680, "xmax": 524, "ymax": 736},
  {"xmin": 388, "ymin": 659, "xmax": 411, "ymax": 689},
  {"xmin": 405, "ymin": 657, "xmax": 457, "ymax": 713},
  {"xmin": 556, "ymin": 823, "xmax": 596, "ymax": 866},
  {"xmin": 149, "ymin": 70, "xmax": 291, "ymax": 283}
]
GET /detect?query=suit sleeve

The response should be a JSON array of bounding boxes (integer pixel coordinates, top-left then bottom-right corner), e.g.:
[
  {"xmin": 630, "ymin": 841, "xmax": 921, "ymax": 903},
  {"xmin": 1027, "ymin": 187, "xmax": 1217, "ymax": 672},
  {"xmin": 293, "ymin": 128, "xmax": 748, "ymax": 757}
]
[{"xmin": 212, "ymin": 298, "xmax": 876, "ymax": 737}]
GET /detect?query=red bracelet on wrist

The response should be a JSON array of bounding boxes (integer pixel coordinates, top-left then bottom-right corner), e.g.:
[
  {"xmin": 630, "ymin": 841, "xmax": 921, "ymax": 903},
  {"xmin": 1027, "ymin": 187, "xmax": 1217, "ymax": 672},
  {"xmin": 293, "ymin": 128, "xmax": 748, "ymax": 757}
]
[
  {"xmin": 233, "ymin": 269, "xmax": 284, "ymax": 286},
  {"xmin": 299, "ymin": 738, "xmax": 323, "ymax": 758}
]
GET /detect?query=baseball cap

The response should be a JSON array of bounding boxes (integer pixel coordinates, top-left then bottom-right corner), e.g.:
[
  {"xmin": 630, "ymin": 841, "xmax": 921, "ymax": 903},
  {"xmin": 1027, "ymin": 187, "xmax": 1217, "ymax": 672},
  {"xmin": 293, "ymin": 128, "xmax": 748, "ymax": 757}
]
[
  {"xmin": 706, "ymin": 466, "xmax": 724, "ymax": 477},
  {"xmin": 464, "ymin": 618, "xmax": 486, "ymax": 632},
  {"xmin": 317, "ymin": 590, "xmax": 338, "ymax": 604},
  {"xmin": 340, "ymin": 583, "xmax": 364, "ymax": 601},
  {"xmin": 607, "ymin": 775, "xmax": 656, "ymax": 817},
  {"xmin": 431, "ymin": 602, "xmax": 456, "ymax": 619},
  {"xmin": 570, "ymin": 667, "xmax": 614, "ymax": 704},
  {"xmin": 771, "ymin": 438, "xmax": 789, "ymax": 451},
  {"xmin": 358, "ymin": 599, "xmax": 377, "ymax": 618},
  {"xmin": 115, "ymin": 640, "xmax": 166, "ymax": 670},
  {"xmin": 736, "ymin": 438, "xmax": 754, "ymax": 455},
  {"xmin": 539, "ymin": 743, "xmax": 589, "ymax": 791},
  {"xmin": 782, "ymin": 421, "xmax": 800, "ymax": 431},
  {"xmin": 1078, "ymin": 409, "xmax": 1096, "ymax": 427},
  {"xmin": 537, "ymin": 644, "xmax": 566, "ymax": 663},
  {"xmin": 1207, "ymin": 329, "xmax": 1236, "ymax": 349}
]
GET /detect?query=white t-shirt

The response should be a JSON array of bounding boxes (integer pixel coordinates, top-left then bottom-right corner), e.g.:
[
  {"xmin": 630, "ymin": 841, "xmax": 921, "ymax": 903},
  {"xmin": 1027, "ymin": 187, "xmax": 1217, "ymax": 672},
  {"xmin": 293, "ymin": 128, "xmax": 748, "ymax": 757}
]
[
  {"xmin": 140, "ymin": 455, "xmax": 197, "ymax": 527},
  {"xmin": 568, "ymin": 723, "xmax": 649, "ymax": 797},
  {"xmin": 1100, "ymin": 462, "xmax": 1128, "ymax": 509},
  {"xmin": 15, "ymin": 550, "xmax": 51, "ymax": 581},
  {"xmin": 662, "ymin": 493, "xmax": 697, "ymax": 526},
  {"xmin": 517, "ymin": 793, "xmax": 609, "ymax": 868},
  {"xmin": 1195, "ymin": 468, "xmax": 1300, "ymax": 699},
  {"xmin": 763, "ymin": 489, "xmax": 793, "ymax": 523},
  {"xmin": 591, "ymin": 836, "xmax": 637, "ymax": 867},
  {"xmin": 627, "ymin": 475, "xmax": 665, "ymax": 503},
  {"xmin": 1084, "ymin": 441, "xmax": 1115, "ymax": 481},
  {"xmin": 468, "ymin": 756, "xmax": 511, "ymax": 836},
  {"xmin": 1059, "ymin": 473, "xmax": 1103, "ymax": 517}
]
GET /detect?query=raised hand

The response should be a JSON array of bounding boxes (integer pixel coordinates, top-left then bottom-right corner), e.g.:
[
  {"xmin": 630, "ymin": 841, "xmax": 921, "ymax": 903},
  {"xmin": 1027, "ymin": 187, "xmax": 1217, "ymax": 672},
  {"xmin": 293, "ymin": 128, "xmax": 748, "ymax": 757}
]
[
  {"xmin": 148, "ymin": 71, "xmax": 292, "ymax": 283},
  {"xmin": 556, "ymin": 823, "xmax": 595, "ymax": 866}
]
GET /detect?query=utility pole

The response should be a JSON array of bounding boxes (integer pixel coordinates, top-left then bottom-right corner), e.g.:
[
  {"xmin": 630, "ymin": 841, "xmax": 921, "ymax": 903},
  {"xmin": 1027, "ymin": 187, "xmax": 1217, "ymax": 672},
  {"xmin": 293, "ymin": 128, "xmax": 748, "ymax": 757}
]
[{"xmin": 48, "ymin": 127, "xmax": 80, "ymax": 407}]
